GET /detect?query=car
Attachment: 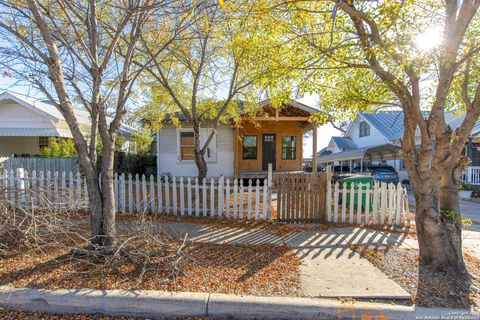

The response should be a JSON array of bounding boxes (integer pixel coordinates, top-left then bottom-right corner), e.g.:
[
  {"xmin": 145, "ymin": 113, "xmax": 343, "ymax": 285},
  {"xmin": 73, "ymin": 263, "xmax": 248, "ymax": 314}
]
[{"xmin": 352, "ymin": 165, "xmax": 399, "ymax": 184}]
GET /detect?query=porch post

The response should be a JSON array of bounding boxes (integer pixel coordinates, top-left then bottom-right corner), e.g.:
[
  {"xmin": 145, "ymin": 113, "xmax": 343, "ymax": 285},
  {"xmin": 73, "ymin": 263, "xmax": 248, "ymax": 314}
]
[
  {"xmin": 312, "ymin": 126, "xmax": 318, "ymax": 173},
  {"xmin": 360, "ymin": 158, "xmax": 364, "ymax": 173}
]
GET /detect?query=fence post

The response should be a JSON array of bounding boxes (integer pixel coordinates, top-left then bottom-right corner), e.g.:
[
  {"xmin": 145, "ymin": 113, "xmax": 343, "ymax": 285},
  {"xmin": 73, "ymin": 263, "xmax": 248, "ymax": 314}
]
[
  {"xmin": 172, "ymin": 177, "xmax": 177, "ymax": 215},
  {"xmin": 210, "ymin": 178, "xmax": 215, "ymax": 217},
  {"xmin": 233, "ymin": 179, "xmax": 238, "ymax": 219},
  {"xmin": 128, "ymin": 173, "xmax": 133, "ymax": 214},
  {"xmin": 372, "ymin": 182, "xmax": 378, "ymax": 225},
  {"xmin": 262, "ymin": 178, "xmax": 268, "ymax": 221},
  {"xmin": 53, "ymin": 171, "xmax": 59, "ymax": 207},
  {"xmin": 239, "ymin": 179, "xmax": 244, "ymax": 219},
  {"xmin": 31, "ymin": 170, "xmax": 37, "ymax": 208},
  {"xmin": 357, "ymin": 182, "xmax": 363, "ymax": 224},
  {"xmin": 120, "ymin": 173, "xmax": 126, "ymax": 213},
  {"xmin": 333, "ymin": 182, "xmax": 339, "ymax": 223},
  {"xmin": 380, "ymin": 183, "xmax": 387, "ymax": 225},
  {"xmin": 395, "ymin": 182, "xmax": 402, "ymax": 225},
  {"xmin": 195, "ymin": 178, "xmax": 200, "ymax": 216},
  {"xmin": 135, "ymin": 174, "xmax": 140, "ymax": 214},
  {"xmin": 69, "ymin": 172, "xmax": 74, "ymax": 209},
  {"xmin": 326, "ymin": 176, "xmax": 332, "ymax": 222},
  {"xmin": 157, "ymin": 177, "xmax": 163, "ymax": 214},
  {"xmin": 365, "ymin": 183, "xmax": 371, "ymax": 225},
  {"xmin": 202, "ymin": 178, "xmax": 207, "ymax": 216},
  {"xmin": 218, "ymin": 176, "xmax": 224, "ymax": 217},
  {"xmin": 76, "ymin": 172, "xmax": 81, "ymax": 209},
  {"xmin": 179, "ymin": 177, "xmax": 185, "ymax": 216},
  {"xmin": 225, "ymin": 178, "xmax": 230, "ymax": 218},
  {"xmin": 142, "ymin": 174, "xmax": 148, "ymax": 213},
  {"xmin": 341, "ymin": 182, "xmax": 347, "ymax": 223},
  {"xmin": 255, "ymin": 179, "xmax": 260, "ymax": 220},
  {"xmin": 187, "ymin": 177, "xmax": 192, "ymax": 216},
  {"xmin": 165, "ymin": 176, "xmax": 170, "ymax": 214},
  {"xmin": 150, "ymin": 175, "xmax": 156, "ymax": 213}
]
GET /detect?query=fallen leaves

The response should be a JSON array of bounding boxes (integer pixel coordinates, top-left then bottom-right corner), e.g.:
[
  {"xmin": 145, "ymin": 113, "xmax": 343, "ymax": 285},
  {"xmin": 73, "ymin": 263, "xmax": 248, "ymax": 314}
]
[{"xmin": 350, "ymin": 244, "xmax": 480, "ymax": 309}]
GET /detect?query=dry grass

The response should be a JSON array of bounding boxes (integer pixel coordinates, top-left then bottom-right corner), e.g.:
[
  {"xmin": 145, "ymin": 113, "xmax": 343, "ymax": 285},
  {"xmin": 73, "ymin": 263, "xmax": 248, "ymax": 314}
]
[
  {"xmin": 0, "ymin": 201, "xmax": 301, "ymax": 297},
  {"xmin": 350, "ymin": 244, "xmax": 480, "ymax": 309}
]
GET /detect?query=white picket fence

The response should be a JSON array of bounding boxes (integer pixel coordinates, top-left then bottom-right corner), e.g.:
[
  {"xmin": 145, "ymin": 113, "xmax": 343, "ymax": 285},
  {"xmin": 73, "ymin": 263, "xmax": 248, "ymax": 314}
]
[
  {"xmin": 326, "ymin": 181, "xmax": 410, "ymax": 226},
  {"xmin": 0, "ymin": 169, "xmax": 273, "ymax": 221}
]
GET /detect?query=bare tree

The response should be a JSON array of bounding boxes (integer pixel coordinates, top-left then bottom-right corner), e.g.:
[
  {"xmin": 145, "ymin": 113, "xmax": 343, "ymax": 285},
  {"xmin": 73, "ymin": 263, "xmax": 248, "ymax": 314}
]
[
  {"xmin": 0, "ymin": 0, "xmax": 181, "ymax": 248},
  {"xmin": 138, "ymin": 0, "xmax": 263, "ymax": 180}
]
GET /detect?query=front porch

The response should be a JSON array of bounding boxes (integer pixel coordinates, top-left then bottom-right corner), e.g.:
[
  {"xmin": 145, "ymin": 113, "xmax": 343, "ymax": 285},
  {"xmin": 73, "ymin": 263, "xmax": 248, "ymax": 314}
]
[
  {"xmin": 234, "ymin": 101, "xmax": 319, "ymax": 178},
  {"xmin": 462, "ymin": 166, "xmax": 480, "ymax": 185}
]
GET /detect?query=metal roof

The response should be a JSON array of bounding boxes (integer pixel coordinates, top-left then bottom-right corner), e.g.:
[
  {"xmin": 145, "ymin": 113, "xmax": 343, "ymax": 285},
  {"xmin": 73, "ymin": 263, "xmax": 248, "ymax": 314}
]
[
  {"xmin": 0, "ymin": 91, "xmax": 135, "ymax": 136},
  {"xmin": 359, "ymin": 110, "xmax": 480, "ymax": 141},
  {"xmin": 360, "ymin": 111, "xmax": 406, "ymax": 141},
  {"xmin": 317, "ymin": 143, "xmax": 402, "ymax": 163},
  {"xmin": 0, "ymin": 128, "xmax": 72, "ymax": 137},
  {"xmin": 331, "ymin": 136, "xmax": 357, "ymax": 151}
]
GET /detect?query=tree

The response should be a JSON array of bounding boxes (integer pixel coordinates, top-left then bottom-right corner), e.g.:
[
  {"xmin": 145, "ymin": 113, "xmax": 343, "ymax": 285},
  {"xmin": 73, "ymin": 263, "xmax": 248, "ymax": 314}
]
[
  {"xmin": 264, "ymin": 0, "xmax": 480, "ymax": 279},
  {"xmin": 0, "ymin": 0, "xmax": 180, "ymax": 248},
  {"xmin": 138, "ymin": 0, "xmax": 268, "ymax": 179}
]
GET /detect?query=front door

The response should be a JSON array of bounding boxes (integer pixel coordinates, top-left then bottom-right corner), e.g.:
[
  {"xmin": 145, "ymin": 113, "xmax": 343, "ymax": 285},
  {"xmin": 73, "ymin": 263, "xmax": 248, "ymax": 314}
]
[{"xmin": 262, "ymin": 134, "xmax": 276, "ymax": 170}]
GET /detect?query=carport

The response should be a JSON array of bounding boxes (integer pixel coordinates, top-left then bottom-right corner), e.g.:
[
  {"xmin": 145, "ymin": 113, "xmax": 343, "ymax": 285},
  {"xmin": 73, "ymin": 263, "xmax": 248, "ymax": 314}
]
[{"xmin": 317, "ymin": 143, "xmax": 402, "ymax": 173}]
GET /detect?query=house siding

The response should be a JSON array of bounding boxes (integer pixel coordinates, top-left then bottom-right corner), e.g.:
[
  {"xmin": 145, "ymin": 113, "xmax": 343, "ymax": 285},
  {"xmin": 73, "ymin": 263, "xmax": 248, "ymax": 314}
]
[
  {"xmin": 157, "ymin": 125, "xmax": 234, "ymax": 178},
  {"xmin": 345, "ymin": 116, "xmax": 388, "ymax": 147}
]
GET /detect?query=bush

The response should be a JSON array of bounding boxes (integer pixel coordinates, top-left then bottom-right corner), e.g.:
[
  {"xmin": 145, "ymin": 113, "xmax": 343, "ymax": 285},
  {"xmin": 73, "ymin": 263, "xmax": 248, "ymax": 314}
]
[
  {"xmin": 459, "ymin": 183, "xmax": 476, "ymax": 191},
  {"xmin": 39, "ymin": 139, "xmax": 76, "ymax": 158}
]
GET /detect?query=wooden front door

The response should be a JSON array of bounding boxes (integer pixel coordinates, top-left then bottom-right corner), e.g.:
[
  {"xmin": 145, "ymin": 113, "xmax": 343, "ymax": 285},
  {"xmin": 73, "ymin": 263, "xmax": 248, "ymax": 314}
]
[{"xmin": 262, "ymin": 134, "xmax": 276, "ymax": 170}]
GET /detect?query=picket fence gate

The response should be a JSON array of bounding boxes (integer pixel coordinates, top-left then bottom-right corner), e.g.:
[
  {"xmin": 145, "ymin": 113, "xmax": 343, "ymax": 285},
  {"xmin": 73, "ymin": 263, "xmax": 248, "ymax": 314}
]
[
  {"xmin": 326, "ymin": 180, "xmax": 410, "ymax": 226},
  {"xmin": 0, "ymin": 169, "xmax": 273, "ymax": 221}
]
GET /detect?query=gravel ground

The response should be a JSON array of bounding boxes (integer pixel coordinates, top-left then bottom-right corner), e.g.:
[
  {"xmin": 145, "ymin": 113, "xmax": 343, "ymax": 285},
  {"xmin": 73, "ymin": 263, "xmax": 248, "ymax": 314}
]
[{"xmin": 350, "ymin": 244, "xmax": 480, "ymax": 309}]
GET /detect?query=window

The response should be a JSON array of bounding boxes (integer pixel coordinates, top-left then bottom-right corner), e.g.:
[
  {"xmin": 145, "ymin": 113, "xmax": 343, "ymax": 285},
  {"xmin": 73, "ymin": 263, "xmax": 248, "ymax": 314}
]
[
  {"xmin": 282, "ymin": 136, "xmax": 296, "ymax": 160},
  {"xmin": 242, "ymin": 136, "xmax": 257, "ymax": 159},
  {"xmin": 179, "ymin": 131, "xmax": 195, "ymax": 160},
  {"xmin": 359, "ymin": 121, "xmax": 370, "ymax": 137},
  {"xmin": 39, "ymin": 137, "xmax": 50, "ymax": 149}
]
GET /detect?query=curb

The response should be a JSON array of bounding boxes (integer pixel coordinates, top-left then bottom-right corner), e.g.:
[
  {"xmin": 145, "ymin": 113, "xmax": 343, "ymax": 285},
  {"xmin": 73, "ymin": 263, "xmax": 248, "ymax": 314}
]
[{"xmin": 0, "ymin": 286, "xmax": 417, "ymax": 319}]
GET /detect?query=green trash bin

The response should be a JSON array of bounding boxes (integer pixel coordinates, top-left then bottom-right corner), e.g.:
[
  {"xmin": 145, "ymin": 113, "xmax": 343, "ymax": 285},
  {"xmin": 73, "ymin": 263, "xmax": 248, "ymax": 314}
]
[{"xmin": 337, "ymin": 175, "xmax": 374, "ymax": 209}]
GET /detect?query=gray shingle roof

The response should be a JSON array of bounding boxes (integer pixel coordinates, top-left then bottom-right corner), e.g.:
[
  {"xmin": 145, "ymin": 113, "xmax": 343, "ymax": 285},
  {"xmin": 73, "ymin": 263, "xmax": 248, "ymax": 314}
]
[{"xmin": 331, "ymin": 136, "xmax": 358, "ymax": 151}]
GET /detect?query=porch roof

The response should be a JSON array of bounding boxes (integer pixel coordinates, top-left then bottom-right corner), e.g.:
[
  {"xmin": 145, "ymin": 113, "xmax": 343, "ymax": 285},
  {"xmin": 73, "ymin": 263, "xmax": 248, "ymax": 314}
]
[
  {"xmin": 317, "ymin": 143, "xmax": 402, "ymax": 163},
  {"xmin": 0, "ymin": 128, "xmax": 73, "ymax": 138}
]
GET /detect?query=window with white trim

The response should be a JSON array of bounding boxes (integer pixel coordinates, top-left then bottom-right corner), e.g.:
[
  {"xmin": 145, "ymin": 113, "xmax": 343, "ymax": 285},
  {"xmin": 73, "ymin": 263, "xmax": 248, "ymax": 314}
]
[{"xmin": 359, "ymin": 121, "xmax": 370, "ymax": 137}]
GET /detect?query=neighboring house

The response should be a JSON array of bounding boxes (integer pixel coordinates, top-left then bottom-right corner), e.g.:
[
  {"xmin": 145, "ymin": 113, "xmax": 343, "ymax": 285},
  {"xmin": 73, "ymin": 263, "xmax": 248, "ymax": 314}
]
[
  {"xmin": 156, "ymin": 100, "xmax": 319, "ymax": 178},
  {"xmin": 317, "ymin": 110, "xmax": 480, "ymax": 184},
  {"xmin": 0, "ymin": 91, "xmax": 135, "ymax": 157}
]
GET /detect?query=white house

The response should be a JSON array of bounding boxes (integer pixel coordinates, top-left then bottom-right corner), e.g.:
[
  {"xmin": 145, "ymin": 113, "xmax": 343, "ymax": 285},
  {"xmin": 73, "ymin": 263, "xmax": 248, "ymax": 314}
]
[
  {"xmin": 0, "ymin": 91, "xmax": 135, "ymax": 157},
  {"xmin": 317, "ymin": 111, "xmax": 480, "ymax": 184}
]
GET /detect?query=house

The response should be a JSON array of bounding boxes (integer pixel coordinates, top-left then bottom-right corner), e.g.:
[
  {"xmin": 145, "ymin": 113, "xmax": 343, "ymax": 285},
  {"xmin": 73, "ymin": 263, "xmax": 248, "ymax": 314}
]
[
  {"xmin": 156, "ymin": 100, "xmax": 319, "ymax": 178},
  {"xmin": 0, "ymin": 91, "xmax": 135, "ymax": 157},
  {"xmin": 317, "ymin": 110, "xmax": 480, "ymax": 184}
]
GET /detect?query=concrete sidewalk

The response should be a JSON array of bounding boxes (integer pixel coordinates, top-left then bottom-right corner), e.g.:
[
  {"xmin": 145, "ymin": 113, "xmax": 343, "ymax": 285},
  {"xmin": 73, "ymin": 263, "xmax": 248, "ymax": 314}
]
[
  {"xmin": 1, "ymin": 286, "xmax": 473, "ymax": 320},
  {"xmin": 118, "ymin": 221, "xmax": 412, "ymax": 300}
]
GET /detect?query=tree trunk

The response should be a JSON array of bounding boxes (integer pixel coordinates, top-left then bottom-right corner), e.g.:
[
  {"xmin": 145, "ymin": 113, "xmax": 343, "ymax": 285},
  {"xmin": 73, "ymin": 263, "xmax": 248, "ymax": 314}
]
[
  {"xmin": 193, "ymin": 126, "xmax": 208, "ymax": 180},
  {"xmin": 409, "ymin": 161, "xmax": 467, "ymax": 276},
  {"xmin": 87, "ymin": 142, "xmax": 116, "ymax": 248}
]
